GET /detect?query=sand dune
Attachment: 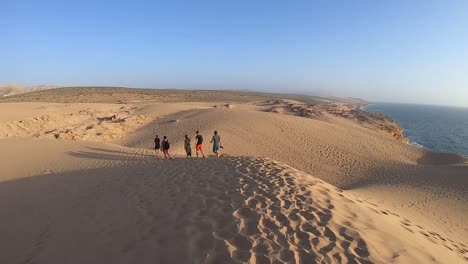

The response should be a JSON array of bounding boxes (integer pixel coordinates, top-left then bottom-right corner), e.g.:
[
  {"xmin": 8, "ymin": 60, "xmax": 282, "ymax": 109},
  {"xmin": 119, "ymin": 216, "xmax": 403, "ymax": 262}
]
[
  {"xmin": 1, "ymin": 140, "xmax": 466, "ymax": 263},
  {"xmin": 0, "ymin": 93, "xmax": 467, "ymax": 263},
  {"xmin": 0, "ymin": 105, "xmax": 148, "ymax": 140},
  {"xmin": 259, "ymin": 99, "xmax": 408, "ymax": 143},
  {"xmin": 0, "ymin": 102, "xmax": 213, "ymax": 141},
  {"xmin": 117, "ymin": 106, "xmax": 468, "ymax": 243}
]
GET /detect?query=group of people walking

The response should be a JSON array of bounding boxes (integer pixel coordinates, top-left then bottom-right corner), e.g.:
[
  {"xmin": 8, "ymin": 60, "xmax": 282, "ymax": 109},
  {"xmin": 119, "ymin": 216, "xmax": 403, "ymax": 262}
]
[{"xmin": 153, "ymin": 130, "xmax": 222, "ymax": 159}]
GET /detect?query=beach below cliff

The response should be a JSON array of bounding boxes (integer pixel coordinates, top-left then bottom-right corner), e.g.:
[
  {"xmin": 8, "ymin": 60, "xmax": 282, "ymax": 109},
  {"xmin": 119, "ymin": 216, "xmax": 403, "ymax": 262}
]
[{"xmin": 0, "ymin": 88, "xmax": 467, "ymax": 263}]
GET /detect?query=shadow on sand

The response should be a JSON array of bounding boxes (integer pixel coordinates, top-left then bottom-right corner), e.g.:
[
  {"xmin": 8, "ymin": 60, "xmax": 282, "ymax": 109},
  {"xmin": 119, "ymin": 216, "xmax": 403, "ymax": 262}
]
[
  {"xmin": 65, "ymin": 147, "xmax": 156, "ymax": 161},
  {"xmin": 0, "ymin": 155, "xmax": 379, "ymax": 264},
  {"xmin": 416, "ymin": 150, "xmax": 467, "ymax": 166},
  {"xmin": 340, "ymin": 151, "xmax": 468, "ymax": 191}
]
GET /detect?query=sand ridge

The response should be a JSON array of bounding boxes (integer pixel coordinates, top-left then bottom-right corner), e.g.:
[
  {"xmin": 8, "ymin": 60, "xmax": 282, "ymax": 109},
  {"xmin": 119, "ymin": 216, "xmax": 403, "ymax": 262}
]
[{"xmin": 1, "ymin": 144, "xmax": 466, "ymax": 263}]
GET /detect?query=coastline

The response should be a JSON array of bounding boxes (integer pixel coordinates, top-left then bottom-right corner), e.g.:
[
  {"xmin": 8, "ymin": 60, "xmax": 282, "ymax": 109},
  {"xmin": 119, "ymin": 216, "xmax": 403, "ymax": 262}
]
[
  {"xmin": 362, "ymin": 103, "xmax": 429, "ymax": 150},
  {"xmin": 262, "ymin": 99, "xmax": 410, "ymax": 143},
  {"xmin": 363, "ymin": 102, "xmax": 468, "ymax": 158},
  {"xmin": 361, "ymin": 103, "xmax": 422, "ymax": 147}
]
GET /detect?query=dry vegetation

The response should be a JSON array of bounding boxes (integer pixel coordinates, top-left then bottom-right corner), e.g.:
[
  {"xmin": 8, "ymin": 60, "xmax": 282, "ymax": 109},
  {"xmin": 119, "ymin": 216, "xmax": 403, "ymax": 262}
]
[{"xmin": 0, "ymin": 86, "xmax": 362, "ymax": 105}]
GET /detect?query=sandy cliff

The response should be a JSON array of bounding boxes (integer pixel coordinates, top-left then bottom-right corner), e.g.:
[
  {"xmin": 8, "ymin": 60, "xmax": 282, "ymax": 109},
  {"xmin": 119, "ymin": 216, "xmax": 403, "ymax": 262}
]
[{"xmin": 261, "ymin": 99, "xmax": 409, "ymax": 143}]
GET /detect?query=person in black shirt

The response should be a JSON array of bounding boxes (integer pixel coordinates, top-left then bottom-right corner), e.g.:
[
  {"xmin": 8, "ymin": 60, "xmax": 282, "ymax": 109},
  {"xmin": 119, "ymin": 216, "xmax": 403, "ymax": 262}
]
[
  {"xmin": 161, "ymin": 136, "xmax": 173, "ymax": 159},
  {"xmin": 154, "ymin": 135, "xmax": 161, "ymax": 157},
  {"xmin": 195, "ymin": 130, "xmax": 206, "ymax": 158}
]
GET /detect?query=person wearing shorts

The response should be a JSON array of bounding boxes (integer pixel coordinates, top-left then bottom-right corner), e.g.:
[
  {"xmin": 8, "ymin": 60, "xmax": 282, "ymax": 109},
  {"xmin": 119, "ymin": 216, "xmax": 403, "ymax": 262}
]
[
  {"xmin": 154, "ymin": 135, "xmax": 161, "ymax": 157},
  {"xmin": 161, "ymin": 136, "xmax": 173, "ymax": 159},
  {"xmin": 210, "ymin": 130, "xmax": 222, "ymax": 157},
  {"xmin": 195, "ymin": 130, "xmax": 205, "ymax": 158}
]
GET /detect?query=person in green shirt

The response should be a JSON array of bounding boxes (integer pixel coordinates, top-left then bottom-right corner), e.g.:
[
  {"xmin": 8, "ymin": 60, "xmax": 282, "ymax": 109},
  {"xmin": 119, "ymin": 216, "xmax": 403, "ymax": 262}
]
[{"xmin": 210, "ymin": 130, "xmax": 222, "ymax": 157}]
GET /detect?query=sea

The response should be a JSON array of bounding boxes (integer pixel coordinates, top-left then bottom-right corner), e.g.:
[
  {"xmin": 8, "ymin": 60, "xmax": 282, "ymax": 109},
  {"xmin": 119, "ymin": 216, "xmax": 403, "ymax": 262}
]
[{"xmin": 362, "ymin": 103, "xmax": 468, "ymax": 157}]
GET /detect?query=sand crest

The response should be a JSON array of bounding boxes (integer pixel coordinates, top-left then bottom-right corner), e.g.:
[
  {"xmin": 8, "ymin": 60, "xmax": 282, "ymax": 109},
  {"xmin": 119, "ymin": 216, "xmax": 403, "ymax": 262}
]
[{"xmin": 1, "ymin": 144, "xmax": 465, "ymax": 263}]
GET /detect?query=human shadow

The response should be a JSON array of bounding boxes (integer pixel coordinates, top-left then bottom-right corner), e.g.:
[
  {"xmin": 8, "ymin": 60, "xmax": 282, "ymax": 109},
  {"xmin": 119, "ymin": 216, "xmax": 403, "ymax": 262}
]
[
  {"xmin": 66, "ymin": 148, "xmax": 157, "ymax": 161},
  {"xmin": 0, "ymin": 158, "xmax": 248, "ymax": 263},
  {"xmin": 416, "ymin": 150, "xmax": 467, "ymax": 166},
  {"xmin": 86, "ymin": 147, "xmax": 126, "ymax": 154},
  {"xmin": 0, "ymin": 164, "xmax": 189, "ymax": 264}
]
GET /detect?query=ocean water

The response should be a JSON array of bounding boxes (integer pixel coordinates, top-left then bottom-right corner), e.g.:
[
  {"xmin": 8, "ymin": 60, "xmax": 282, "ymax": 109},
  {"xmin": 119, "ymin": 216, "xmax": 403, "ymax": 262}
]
[{"xmin": 362, "ymin": 103, "xmax": 468, "ymax": 156}]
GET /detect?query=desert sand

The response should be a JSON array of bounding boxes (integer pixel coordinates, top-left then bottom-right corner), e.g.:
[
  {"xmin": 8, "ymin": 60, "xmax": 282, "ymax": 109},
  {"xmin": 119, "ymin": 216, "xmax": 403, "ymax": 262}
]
[
  {"xmin": 0, "ymin": 83, "xmax": 59, "ymax": 97},
  {"xmin": 0, "ymin": 88, "xmax": 467, "ymax": 264}
]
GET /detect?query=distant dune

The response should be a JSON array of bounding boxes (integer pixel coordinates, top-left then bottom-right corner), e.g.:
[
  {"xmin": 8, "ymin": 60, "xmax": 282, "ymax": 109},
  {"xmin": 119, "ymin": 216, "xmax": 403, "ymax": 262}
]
[
  {"xmin": 0, "ymin": 83, "xmax": 60, "ymax": 97},
  {"xmin": 0, "ymin": 87, "xmax": 466, "ymax": 263}
]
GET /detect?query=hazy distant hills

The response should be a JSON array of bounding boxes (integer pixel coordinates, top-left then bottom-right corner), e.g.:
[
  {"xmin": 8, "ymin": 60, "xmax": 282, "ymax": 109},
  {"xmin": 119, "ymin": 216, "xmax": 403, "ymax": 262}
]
[
  {"xmin": 0, "ymin": 83, "xmax": 60, "ymax": 97},
  {"xmin": 0, "ymin": 86, "xmax": 367, "ymax": 106}
]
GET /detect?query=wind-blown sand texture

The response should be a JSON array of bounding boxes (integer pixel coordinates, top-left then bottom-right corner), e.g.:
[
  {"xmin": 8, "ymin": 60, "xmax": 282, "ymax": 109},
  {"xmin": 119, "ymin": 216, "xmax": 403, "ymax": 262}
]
[{"xmin": 0, "ymin": 88, "xmax": 467, "ymax": 264}]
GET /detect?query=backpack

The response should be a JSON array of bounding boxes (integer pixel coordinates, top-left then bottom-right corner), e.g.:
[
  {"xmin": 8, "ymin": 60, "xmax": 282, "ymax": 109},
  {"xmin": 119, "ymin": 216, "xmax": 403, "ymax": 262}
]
[{"xmin": 163, "ymin": 140, "xmax": 170, "ymax": 150}]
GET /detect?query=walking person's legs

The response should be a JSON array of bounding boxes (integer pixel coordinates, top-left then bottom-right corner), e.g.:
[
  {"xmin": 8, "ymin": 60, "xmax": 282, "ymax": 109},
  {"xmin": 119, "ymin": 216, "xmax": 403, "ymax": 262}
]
[
  {"xmin": 210, "ymin": 131, "xmax": 221, "ymax": 158},
  {"xmin": 199, "ymin": 145, "xmax": 206, "ymax": 158},
  {"xmin": 214, "ymin": 145, "xmax": 220, "ymax": 157},
  {"xmin": 196, "ymin": 144, "xmax": 205, "ymax": 158}
]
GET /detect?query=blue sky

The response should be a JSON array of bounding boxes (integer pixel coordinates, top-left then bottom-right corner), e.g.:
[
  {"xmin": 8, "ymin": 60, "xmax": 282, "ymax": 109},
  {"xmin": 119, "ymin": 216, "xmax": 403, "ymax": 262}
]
[{"xmin": 2, "ymin": 0, "xmax": 468, "ymax": 107}]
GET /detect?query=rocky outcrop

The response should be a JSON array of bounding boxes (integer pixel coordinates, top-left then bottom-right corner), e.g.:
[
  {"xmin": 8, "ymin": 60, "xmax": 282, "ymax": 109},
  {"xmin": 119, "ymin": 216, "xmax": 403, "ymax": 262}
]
[
  {"xmin": 261, "ymin": 99, "xmax": 409, "ymax": 143},
  {"xmin": 354, "ymin": 111, "xmax": 409, "ymax": 143}
]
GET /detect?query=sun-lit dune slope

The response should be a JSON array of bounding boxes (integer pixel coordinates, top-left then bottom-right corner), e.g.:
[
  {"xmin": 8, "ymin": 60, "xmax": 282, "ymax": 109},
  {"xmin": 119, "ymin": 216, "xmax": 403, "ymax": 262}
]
[
  {"xmin": 1, "ymin": 100, "xmax": 466, "ymax": 244},
  {"xmin": 0, "ymin": 102, "xmax": 214, "ymax": 141},
  {"xmin": 122, "ymin": 107, "xmax": 466, "ymax": 189},
  {"xmin": 119, "ymin": 106, "xmax": 468, "ymax": 242},
  {"xmin": 0, "ymin": 139, "xmax": 466, "ymax": 263},
  {"xmin": 0, "ymin": 104, "xmax": 148, "ymax": 140},
  {"xmin": 259, "ymin": 99, "xmax": 408, "ymax": 143}
]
